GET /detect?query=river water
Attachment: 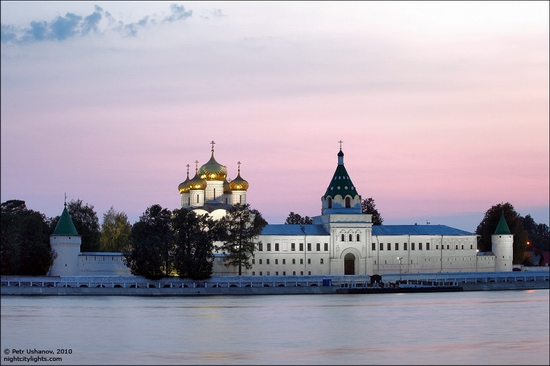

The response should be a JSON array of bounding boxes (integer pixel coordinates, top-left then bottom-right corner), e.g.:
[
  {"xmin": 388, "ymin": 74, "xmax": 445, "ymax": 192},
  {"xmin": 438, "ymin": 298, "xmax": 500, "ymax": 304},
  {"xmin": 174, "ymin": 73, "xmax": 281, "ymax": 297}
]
[{"xmin": 1, "ymin": 290, "xmax": 548, "ymax": 365}]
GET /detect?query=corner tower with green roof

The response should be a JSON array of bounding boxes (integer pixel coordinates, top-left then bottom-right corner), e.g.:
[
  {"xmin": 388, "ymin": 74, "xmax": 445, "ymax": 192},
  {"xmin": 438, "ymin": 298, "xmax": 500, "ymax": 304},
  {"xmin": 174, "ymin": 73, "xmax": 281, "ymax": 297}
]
[
  {"xmin": 491, "ymin": 211, "xmax": 514, "ymax": 271},
  {"xmin": 49, "ymin": 202, "xmax": 82, "ymax": 276}
]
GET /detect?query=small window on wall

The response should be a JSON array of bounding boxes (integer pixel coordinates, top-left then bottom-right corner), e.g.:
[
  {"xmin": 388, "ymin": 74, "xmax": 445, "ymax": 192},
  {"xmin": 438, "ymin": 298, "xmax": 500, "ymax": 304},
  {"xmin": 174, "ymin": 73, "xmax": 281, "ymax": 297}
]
[
  {"xmin": 292, "ymin": 259, "xmax": 296, "ymax": 264},
  {"xmin": 380, "ymin": 243, "xmax": 384, "ymax": 251},
  {"xmin": 291, "ymin": 243, "xmax": 295, "ymax": 251},
  {"xmin": 345, "ymin": 197, "xmax": 351, "ymax": 208},
  {"xmin": 300, "ymin": 259, "xmax": 304, "ymax": 264},
  {"xmin": 293, "ymin": 271, "xmax": 296, "ymax": 275},
  {"xmin": 307, "ymin": 243, "xmax": 311, "ymax": 251},
  {"xmin": 252, "ymin": 259, "xmax": 255, "ymax": 264},
  {"xmin": 349, "ymin": 234, "xmax": 353, "ymax": 241},
  {"xmin": 395, "ymin": 243, "xmax": 399, "ymax": 251},
  {"xmin": 320, "ymin": 259, "xmax": 324, "ymax": 264},
  {"xmin": 372, "ymin": 243, "xmax": 376, "ymax": 251},
  {"xmin": 275, "ymin": 243, "xmax": 279, "ymax": 251},
  {"xmin": 419, "ymin": 243, "xmax": 423, "ymax": 250},
  {"xmin": 357, "ymin": 234, "xmax": 360, "ymax": 241},
  {"xmin": 266, "ymin": 259, "xmax": 270, "ymax": 265},
  {"xmin": 275, "ymin": 259, "xmax": 278, "ymax": 265},
  {"xmin": 412, "ymin": 243, "xmax": 415, "ymax": 250},
  {"xmin": 258, "ymin": 243, "xmax": 263, "ymax": 251},
  {"xmin": 267, "ymin": 243, "xmax": 271, "ymax": 251},
  {"xmin": 307, "ymin": 259, "xmax": 311, "ymax": 264},
  {"xmin": 328, "ymin": 197, "xmax": 332, "ymax": 208},
  {"xmin": 282, "ymin": 259, "xmax": 286, "ymax": 265},
  {"xmin": 299, "ymin": 243, "xmax": 304, "ymax": 251},
  {"xmin": 259, "ymin": 259, "xmax": 263, "ymax": 264},
  {"xmin": 387, "ymin": 243, "xmax": 391, "ymax": 251},
  {"xmin": 316, "ymin": 243, "xmax": 320, "ymax": 251},
  {"xmin": 404, "ymin": 243, "xmax": 408, "ymax": 250},
  {"xmin": 341, "ymin": 234, "xmax": 345, "ymax": 241},
  {"xmin": 324, "ymin": 243, "xmax": 328, "ymax": 251},
  {"xmin": 426, "ymin": 243, "xmax": 430, "ymax": 250}
]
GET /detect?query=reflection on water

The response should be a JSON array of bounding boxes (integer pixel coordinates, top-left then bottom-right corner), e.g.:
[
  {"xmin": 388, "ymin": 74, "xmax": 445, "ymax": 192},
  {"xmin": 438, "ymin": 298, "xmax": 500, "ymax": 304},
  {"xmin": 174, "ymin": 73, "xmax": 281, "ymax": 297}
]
[{"xmin": 1, "ymin": 290, "xmax": 548, "ymax": 365}]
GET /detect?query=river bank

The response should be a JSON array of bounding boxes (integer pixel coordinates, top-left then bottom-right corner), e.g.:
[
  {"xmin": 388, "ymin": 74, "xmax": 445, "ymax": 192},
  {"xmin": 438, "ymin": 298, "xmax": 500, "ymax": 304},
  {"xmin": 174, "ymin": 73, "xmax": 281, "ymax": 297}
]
[{"xmin": 1, "ymin": 278, "xmax": 548, "ymax": 296}]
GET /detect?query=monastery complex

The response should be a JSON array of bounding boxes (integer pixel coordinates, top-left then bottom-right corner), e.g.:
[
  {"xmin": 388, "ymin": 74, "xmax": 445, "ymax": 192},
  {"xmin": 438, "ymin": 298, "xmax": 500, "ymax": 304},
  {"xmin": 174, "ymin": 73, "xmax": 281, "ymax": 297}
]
[{"xmin": 48, "ymin": 143, "xmax": 514, "ymax": 277}]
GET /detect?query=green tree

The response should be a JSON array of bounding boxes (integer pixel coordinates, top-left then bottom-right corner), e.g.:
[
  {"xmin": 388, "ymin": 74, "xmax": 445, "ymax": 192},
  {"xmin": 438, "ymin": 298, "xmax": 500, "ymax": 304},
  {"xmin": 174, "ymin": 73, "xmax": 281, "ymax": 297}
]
[
  {"xmin": 217, "ymin": 204, "xmax": 267, "ymax": 276},
  {"xmin": 172, "ymin": 208, "xmax": 220, "ymax": 280},
  {"xmin": 1, "ymin": 200, "xmax": 56, "ymax": 275},
  {"xmin": 99, "ymin": 206, "xmax": 132, "ymax": 252},
  {"xmin": 475, "ymin": 202, "xmax": 529, "ymax": 264},
  {"xmin": 361, "ymin": 197, "xmax": 384, "ymax": 225},
  {"xmin": 123, "ymin": 204, "xmax": 173, "ymax": 280},
  {"xmin": 521, "ymin": 214, "xmax": 549, "ymax": 252},
  {"xmin": 285, "ymin": 212, "xmax": 313, "ymax": 224},
  {"xmin": 49, "ymin": 199, "xmax": 100, "ymax": 252}
]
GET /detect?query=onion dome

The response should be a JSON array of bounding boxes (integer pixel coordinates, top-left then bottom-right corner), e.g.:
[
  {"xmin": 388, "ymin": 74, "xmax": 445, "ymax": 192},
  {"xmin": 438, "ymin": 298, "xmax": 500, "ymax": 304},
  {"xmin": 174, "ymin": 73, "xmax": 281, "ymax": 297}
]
[
  {"xmin": 198, "ymin": 142, "xmax": 227, "ymax": 181},
  {"xmin": 189, "ymin": 161, "xmax": 207, "ymax": 190},
  {"xmin": 223, "ymin": 179, "xmax": 232, "ymax": 194},
  {"xmin": 229, "ymin": 162, "xmax": 249, "ymax": 191},
  {"xmin": 178, "ymin": 164, "xmax": 191, "ymax": 193}
]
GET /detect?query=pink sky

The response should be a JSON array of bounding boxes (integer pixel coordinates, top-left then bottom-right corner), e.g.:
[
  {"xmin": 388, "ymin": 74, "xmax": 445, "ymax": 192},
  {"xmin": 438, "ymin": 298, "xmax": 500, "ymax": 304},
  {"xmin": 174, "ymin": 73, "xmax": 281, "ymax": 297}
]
[{"xmin": 1, "ymin": 2, "xmax": 548, "ymax": 231}]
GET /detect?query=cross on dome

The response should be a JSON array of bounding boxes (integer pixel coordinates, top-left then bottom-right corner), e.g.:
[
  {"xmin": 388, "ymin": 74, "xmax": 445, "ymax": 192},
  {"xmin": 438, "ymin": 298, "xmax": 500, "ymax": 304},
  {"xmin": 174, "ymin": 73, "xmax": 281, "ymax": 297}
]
[
  {"xmin": 338, "ymin": 140, "xmax": 343, "ymax": 150},
  {"xmin": 210, "ymin": 140, "xmax": 216, "ymax": 152}
]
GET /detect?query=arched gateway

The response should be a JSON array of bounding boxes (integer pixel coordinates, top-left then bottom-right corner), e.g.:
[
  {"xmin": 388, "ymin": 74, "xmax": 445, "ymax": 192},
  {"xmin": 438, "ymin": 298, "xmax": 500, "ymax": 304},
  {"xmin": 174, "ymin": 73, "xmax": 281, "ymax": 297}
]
[{"xmin": 344, "ymin": 253, "xmax": 355, "ymax": 275}]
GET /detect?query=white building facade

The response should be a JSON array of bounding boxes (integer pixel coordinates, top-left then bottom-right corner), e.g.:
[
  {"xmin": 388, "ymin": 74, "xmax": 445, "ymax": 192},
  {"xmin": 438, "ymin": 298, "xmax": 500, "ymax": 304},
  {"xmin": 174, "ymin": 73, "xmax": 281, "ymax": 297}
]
[
  {"xmin": 49, "ymin": 143, "xmax": 513, "ymax": 277},
  {"xmin": 181, "ymin": 143, "xmax": 514, "ymax": 276}
]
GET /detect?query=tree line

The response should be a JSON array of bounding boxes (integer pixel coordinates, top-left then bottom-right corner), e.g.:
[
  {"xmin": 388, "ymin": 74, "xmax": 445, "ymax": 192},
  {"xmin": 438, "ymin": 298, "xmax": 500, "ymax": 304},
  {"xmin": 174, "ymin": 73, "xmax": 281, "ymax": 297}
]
[{"xmin": 1, "ymin": 197, "xmax": 548, "ymax": 277}]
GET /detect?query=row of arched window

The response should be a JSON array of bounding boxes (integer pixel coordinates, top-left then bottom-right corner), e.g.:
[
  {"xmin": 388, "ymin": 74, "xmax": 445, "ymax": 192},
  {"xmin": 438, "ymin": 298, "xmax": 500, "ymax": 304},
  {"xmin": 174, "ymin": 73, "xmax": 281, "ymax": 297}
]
[
  {"xmin": 341, "ymin": 233, "xmax": 361, "ymax": 242},
  {"xmin": 327, "ymin": 196, "xmax": 352, "ymax": 209}
]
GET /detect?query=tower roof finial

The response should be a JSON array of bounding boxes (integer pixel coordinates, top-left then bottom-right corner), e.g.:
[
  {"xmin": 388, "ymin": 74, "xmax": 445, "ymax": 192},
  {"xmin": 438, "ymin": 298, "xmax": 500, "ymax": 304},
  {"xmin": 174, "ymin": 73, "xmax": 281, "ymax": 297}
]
[
  {"xmin": 210, "ymin": 140, "xmax": 216, "ymax": 153},
  {"xmin": 195, "ymin": 160, "xmax": 199, "ymax": 173},
  {"xmin": 338, "ymin": 140, "xmax": 343, "ymax": 151},
  {"xmin": 64, "ymin": 192, "xmax": 67, "ymax": 207}
]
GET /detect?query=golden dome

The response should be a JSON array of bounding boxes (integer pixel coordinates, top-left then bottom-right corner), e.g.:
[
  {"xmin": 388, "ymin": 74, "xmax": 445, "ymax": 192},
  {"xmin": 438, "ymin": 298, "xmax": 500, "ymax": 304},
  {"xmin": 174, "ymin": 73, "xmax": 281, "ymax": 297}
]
[
  {"xmin": 188, "ymin": 161, "xmax": 207, "ymax": 190},
  {"xmin": 199, "ymin": 147, "xmax": 227, "ymax": 181},
  {"xmin": 178, "ymin": 165, "xmax": 191, "ymax": 193},
  {"xmin": 223, "ymin": 179, "xmax": 232, "ymax": 194},
  {"xmin": 229, "ymin": 162, "xmax": 249, "ymax": 191}
]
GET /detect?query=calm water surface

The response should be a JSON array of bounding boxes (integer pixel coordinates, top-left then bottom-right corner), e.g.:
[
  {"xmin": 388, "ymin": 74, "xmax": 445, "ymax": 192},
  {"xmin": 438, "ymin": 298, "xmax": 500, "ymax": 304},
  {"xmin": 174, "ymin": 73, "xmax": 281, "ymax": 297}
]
[{"xmin": 1, "ymin": 290, "xmax": 548, "ymax": 365}]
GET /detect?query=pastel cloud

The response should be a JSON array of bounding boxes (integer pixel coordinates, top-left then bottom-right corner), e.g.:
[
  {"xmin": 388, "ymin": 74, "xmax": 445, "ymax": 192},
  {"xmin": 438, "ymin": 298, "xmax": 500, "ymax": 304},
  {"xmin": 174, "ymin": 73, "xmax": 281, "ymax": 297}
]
[{"xmin": 0, "ymin": 4, "xmax": 193, "ymax": 43}]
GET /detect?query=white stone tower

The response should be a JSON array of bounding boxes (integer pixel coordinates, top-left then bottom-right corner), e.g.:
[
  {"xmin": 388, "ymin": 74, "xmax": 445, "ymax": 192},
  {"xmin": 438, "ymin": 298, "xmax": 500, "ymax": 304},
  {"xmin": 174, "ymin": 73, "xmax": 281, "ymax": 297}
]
[
  {"xmin": 492, "ymin": 211, "xmax": 514, "ymax": 272},
  {"xmin": 49, "ymin": 203, "xmax": 81, "ymax": 276}
]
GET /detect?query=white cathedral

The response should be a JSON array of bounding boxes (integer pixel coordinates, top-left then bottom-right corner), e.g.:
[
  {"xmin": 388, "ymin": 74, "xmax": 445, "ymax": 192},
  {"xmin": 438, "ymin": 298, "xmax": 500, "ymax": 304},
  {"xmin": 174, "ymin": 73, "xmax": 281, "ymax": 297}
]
[{"xmin": 49, "ymin": 142, "xmax": 514, "ymax": 277}]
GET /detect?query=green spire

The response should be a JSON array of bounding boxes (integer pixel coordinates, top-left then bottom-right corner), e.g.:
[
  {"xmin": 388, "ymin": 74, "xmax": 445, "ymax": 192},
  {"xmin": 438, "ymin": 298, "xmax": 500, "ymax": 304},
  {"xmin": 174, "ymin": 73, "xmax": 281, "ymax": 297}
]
[
  {"xmin": 494, "ymin": 211, "xmax": 511, "ymax": 235},
  {"xmin": 53, "ymin": 204, "xmax": 79, "ymax": 236},
  {"xmin": 323, "ymin": 148, "xmax": 359, "ymax": 199}
]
